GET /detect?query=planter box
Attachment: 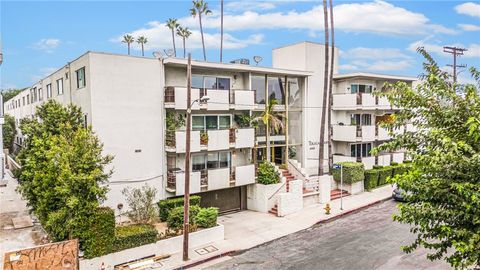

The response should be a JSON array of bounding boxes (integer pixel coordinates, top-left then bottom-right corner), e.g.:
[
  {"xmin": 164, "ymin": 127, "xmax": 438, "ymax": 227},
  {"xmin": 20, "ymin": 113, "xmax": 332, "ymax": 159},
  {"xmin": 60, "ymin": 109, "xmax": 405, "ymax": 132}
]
[
  {"xmin": 338, "ymin": 180, "xmax": 364, "ymax": 195},
  {"xmin": 247, "ymin": 182, "xmax": 285, "ymax": 213},
  {"xmin": 79, "ymin": 224, "xmax": 224, "ymax": 270}
]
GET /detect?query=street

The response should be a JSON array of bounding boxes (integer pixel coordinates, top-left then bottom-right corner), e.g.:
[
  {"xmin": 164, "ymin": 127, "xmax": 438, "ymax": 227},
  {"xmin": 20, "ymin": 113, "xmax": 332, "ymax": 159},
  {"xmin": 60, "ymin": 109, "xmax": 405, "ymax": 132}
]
[{"xmin": 206, "ymin": 200, "xmax": 451, "ymax": 270}]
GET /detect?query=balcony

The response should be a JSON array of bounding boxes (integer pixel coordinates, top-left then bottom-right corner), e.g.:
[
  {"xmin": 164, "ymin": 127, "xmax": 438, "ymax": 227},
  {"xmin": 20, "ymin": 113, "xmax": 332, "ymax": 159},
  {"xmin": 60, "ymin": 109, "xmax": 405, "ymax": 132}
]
[
  {"xmin": 207, "ymin": 129, "xmax": 230, "ymax": 151},
  {"xmin": 165, "ymin": 130, "xmax": 201, "ymax": 153},
  {"xmin": 166, "ymin": 164, "xmax": 255, "ymax": 194},
  {"xmin": 232, "ymin": 128, "xmax": 255, "ymax": 148},
  {"xmin": 332, "ymin": 93, "xmax": 394, "ymax": 110},
  {"xmin": 164, "ymin": 87, "xmax": 255, "ymax": 111},
  {"xmin": 377, "ymin": 126, "xmax": 391, "ymax": 141},
  {"xmin": 332, "ymin": 125, "xmax": 375, "ymax": 142}
]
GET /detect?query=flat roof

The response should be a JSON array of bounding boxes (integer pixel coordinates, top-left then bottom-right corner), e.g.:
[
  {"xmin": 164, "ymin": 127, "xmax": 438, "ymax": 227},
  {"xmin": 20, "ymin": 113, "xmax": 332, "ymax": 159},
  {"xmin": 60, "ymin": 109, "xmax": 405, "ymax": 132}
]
[
  {"xmin": 163, "ymin": 57, "xmax": 313, "ymax": 77},
  {"xmin": 333, "ymin": 72, "xmax": 417, "ymax": 81}
]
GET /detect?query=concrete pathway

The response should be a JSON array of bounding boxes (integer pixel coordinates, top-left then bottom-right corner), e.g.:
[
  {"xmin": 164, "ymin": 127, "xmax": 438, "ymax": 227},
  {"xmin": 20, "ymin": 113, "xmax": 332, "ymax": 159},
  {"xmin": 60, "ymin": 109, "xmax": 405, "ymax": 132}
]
[{"xmin": 155, "ymin": 185, "xmax": 395, "ymax": 270}]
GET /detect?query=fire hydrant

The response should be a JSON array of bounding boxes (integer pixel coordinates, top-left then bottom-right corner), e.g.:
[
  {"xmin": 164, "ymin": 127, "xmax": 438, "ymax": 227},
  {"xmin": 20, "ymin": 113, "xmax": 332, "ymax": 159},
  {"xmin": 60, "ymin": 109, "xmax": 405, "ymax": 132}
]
[{"xmin": 324, "ymin": 203, "xmax": 331, "ymax": 215}]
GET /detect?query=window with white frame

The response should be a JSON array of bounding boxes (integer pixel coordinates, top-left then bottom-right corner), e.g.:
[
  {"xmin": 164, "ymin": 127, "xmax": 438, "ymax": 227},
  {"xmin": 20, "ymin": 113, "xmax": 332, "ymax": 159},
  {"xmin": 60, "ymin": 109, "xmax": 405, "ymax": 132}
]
[
  {"xmin": 350, "ymin": 114, "xmax": 372, "ymax": 125},
  {"xmin": 350, "ymin": 84, "xmax": 373, "ymax": 94},
  {"xmin": 46, "ymin": 84, "xmax": 52, "ymax": 98},
  {"xmin": 76, "ymin": 67, "xmax": 86, "ymax": 88},
  {"xmin": 192, "ymin": 115, "xmax": 231, "ymax": 131},
  {"xmin": 192, "ymin": 75, "xmax": 230, "ymax": 90},
  {"xmin": 38, "ymin": 88, "xmax": 43, "ymax": 101},
  {"xmin": 192, "ymin": 151, "xmax": 231, "ymax": 171},
  {"xmin": 350, "ymin": 143, "xmax": 372, "ymax": 158},
  {"xmin": 57, "ymin": 78, "xmax": 64, "ymax": 95}
]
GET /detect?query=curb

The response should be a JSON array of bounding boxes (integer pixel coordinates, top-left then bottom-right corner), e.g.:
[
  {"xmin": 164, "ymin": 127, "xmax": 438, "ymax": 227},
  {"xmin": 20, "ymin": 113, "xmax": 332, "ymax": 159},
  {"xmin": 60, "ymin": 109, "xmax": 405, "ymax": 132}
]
[{"xmin": 176, "ymin": 196, "xmax": 393, "ymax": 269}]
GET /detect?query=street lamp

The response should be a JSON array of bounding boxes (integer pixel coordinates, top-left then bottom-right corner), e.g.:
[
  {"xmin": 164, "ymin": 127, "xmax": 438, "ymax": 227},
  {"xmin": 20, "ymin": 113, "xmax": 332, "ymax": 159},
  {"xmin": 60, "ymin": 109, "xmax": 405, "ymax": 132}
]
[{"xmin": 183, "ymin": 55, "xmax": 209, "ymax": 261}]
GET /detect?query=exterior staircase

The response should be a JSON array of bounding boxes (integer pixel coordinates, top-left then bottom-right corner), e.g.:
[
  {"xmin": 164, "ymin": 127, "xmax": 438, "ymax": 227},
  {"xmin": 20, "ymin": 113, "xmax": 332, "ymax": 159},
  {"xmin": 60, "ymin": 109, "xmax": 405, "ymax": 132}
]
[
  {"xmin": 281, "ymin": 169, "xmax": 295, "ymax": 192},
  {"xmin": 268, "ymin": 204, "xmax": 278, "ymax": 215},
  {"xmin": 330, "ymin": 189, "xmax": 350, "ymax": 200}
]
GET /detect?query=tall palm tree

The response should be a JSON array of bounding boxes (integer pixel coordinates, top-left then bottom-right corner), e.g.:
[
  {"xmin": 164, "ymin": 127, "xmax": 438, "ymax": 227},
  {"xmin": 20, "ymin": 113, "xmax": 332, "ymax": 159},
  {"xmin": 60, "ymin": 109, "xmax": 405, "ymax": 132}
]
[
  {"xmin": 254, "ymin": 99, "xmax": 285, "ymax": 163},
  {"xmin": 220, "ymin": 0, "xmax": 224, "ymax": 62},
  {"xmin": 137, "ymin": 36, "xmax": 148, "ymax": 56},
  {"xmin": 327, "ymin": 0, "xmax": 335, "ymax": 172},
  {"xmin": 122, "ymin": 34, "xmax": 134, "ymax": 55},
  {"xmin": 176, "ymin": 26, "xmax": 192, "ymax": 58},
  {"xmin": 166, "ymin": 18, "xmax": 179, "ymax": 57},
  {"xmin": 190, "ymin": 0, "xmax": 212, "ymax": 61},
  {"xmin": 318, "ymin": 0, "xmax": 329, "ymax": 176}
]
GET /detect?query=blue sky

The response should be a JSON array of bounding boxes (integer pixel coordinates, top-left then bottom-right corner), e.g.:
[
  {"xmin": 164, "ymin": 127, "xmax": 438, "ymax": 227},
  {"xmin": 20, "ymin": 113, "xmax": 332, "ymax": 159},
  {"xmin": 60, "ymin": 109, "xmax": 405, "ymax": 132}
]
[{"xmin": 1, "ymin": 0, "xmax": 479, "ymax": 89}]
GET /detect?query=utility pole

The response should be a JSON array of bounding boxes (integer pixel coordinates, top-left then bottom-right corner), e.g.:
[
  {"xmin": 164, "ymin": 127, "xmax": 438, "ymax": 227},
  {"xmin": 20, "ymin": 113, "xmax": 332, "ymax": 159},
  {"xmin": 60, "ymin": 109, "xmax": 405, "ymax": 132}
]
[
  {"xmin": 183, "ymin": 53, "xmax": 192, "ymax": 262},
  {"xmin": 443, "ymin": 46, "xmax": 467, "ymax": 84}
]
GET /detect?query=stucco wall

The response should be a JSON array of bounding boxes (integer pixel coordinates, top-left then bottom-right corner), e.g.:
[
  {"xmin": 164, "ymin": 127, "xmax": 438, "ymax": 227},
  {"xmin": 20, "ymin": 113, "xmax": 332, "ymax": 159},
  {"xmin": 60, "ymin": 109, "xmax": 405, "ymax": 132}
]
[
  {"xmin": 277, "ymin": 180, "xmax": 303, "ymax": 217},
  {"xmin": 247, "ymin": 182, "xmax": 285, "ymax": 213}
]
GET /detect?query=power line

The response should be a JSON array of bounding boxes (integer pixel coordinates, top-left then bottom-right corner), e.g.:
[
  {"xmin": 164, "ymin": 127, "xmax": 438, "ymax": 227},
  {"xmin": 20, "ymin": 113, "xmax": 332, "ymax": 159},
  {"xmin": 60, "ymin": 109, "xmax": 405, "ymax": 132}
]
[{"xmin": 443, "ymin": 46, "xmax": 467, "ymax": 84}]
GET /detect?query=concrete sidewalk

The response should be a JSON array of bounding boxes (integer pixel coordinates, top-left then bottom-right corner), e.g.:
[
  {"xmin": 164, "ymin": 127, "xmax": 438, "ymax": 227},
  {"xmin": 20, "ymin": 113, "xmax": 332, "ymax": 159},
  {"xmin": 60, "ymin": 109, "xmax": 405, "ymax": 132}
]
[{"xmin": 156, "ymin": 185, "xmax": 395, "ymax": 270}]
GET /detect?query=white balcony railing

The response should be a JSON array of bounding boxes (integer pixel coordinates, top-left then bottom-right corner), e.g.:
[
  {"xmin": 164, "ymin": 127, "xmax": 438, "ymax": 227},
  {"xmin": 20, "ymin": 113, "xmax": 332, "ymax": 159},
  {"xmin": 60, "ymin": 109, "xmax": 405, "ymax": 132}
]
[
  {"xmin": 207, "ymin": 129, "xmax": 230, "ymax": 151},
  {"xmin": 233, "ymin": 90, "xmax": 255, "ymax": 110},
  {"xmin": 235, "ymin": 128, "xmax": 255, "ymax": 148},
  {"xmin": 234, "ymin": 164, "xmax": 255, "ymax": 186},
  {"xmin": 175, "ymin": 130, "xmax": 201, "ymax": 153},
  {"xmin": 377, "ymin": 127, "xmax": 391, "ymax": 141},
  {"xmin": 207, "ymin": 168, "xmax": 231, "ymax": 190},
  {"xmin": 174, "ymin": 171, "xmax": 201, "ymax": 196},
  {"xmin": 165, "ymin": 87, "xmax": 256, "ymax": 110},
  {"xmin": 332, "ymin": 125, "xmax": 375, "ymax": 142},
  {"xmin": 332, "ymin": 93, "xmax": 393, "ymax": 110},
  {"xmin": 206, "ymin": 90, "xmax": 230, "ymax": 111}
]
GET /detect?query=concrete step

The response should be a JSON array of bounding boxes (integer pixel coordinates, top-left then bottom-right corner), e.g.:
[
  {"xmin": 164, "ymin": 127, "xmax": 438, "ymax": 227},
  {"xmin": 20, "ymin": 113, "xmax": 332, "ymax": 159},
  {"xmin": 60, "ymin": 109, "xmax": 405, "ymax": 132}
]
[
  {"xmin": 269, "ymin": 204, "xmax": 278, "ymax": 216},
  {"xmin": 330, "ymin": 189, "xmax": 350, "ymax": 200}
]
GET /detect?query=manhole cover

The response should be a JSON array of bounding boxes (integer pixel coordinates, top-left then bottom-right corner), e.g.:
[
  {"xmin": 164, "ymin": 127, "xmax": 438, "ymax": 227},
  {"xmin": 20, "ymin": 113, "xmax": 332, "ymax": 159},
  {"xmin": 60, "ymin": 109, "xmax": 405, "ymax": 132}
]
[
  {"xmin": 194, "ymin": 245, "xmax": 218, "ymax": 255},
  {"xmin": 12, "ymin": 216, "xmax": 33, "ymax": 229}
]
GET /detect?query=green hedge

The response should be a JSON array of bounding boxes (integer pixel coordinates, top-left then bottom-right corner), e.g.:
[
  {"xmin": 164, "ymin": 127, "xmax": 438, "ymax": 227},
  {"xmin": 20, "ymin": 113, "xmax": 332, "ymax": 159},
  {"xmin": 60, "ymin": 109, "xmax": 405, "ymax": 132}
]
[
  {"xmin": 113, "ymin": 224, "xmax": 158, "ymax": 252},
  {"xmin": 364, "ymin": 169, "xmax": 379, "ymax": 191},
  {"xmin": 167, "ymin": 205, "xmax": 201, "ymax": 230},
  {"xmin": 195, "ymin": 207, "xmax": 218, "ymax": 228},
  {"xmin": 332, "ymin": 162, "xmax": 365, "ymax": 184},
  {"xmin": 158, "ymin": 195, "xmax": 201, "ymax": 221},
  {"xmin": 82, "ymin": 207, "xmax": 115, "ymax": 258},
  {"xmin": 257, "ymin": 162, "xmax": 280, "ymax": 185},
  {"xmin": 377, "ymin": 167, "xmax": 393, "ymax": 186}
]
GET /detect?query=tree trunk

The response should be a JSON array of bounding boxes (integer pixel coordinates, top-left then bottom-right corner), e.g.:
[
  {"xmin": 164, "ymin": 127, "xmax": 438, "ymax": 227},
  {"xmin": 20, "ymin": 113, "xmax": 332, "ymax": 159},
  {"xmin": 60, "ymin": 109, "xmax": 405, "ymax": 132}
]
[
  {"xmin": 318, "ymin": 0, "xmax": 329, "ymax": 176},
  {"xmin": 128, "ymin": 44, "xmax": 130, "ymax": 55},
  {"xmin": 183, "ymin": 38, "xmax": 186, "ymax": 58},
  {"xmin": 199, "ymin": 13, "xmax": 207, "ymax": 61},
  {"xmin": 266, "ymin": 119, "xmax": 271, "ymax": 162},
  {"xmin": 328, "ymin": 0, "xmax": 335, "ymax": 173},
  {"xmin": 171, "ymin": 29, "xmax": 177, "ymax": 57},
  {"xmin": 220, "ymin": 0, "xmax": 224, "ymax": 62},
  {"xmin": 142, "ymin": 44, "xmax": 144, "ymax": 56}
]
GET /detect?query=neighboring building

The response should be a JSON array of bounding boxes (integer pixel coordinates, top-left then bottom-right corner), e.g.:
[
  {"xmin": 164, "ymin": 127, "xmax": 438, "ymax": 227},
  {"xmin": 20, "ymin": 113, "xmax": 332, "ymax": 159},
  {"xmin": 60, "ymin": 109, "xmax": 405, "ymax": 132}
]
[{"xmin": 3, "ymin": 41, "xmax": 415, "ymax": 213}]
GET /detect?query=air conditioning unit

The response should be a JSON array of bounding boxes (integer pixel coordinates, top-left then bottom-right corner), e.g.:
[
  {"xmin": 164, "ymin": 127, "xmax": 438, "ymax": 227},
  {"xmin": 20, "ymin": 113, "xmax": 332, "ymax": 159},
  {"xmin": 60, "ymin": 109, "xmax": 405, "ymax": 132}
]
[{"xmin": 230, "ymin": 58, "xmax": 250, "ymax": 65}]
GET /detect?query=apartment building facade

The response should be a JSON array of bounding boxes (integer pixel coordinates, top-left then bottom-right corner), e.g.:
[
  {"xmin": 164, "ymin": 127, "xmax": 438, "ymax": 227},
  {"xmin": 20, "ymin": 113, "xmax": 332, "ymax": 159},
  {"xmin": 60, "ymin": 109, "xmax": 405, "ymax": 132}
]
[{"xmin": 3, "ymin": 41, "xmax": 415, "ymax": 213}]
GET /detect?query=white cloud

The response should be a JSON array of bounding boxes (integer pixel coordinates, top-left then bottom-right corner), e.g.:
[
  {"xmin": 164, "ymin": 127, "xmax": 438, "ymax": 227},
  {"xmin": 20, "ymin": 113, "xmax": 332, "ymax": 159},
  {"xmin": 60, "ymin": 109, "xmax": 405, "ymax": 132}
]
[
  {"xmin": 342, "ymin": 47, "xmax": 411, "ymax": 60},
  {"xmin": 339, "ymin": 47, "xmax": 413, "ymax": 72},
  {"xmin": 408, "ymin": 39, "xmax": 480, "ymax": 58},
  {"xmin": 31, "ymin": 67, "xmax": 57, "ymax": 82},
  {"xmin": 182, "ymin": 1, "xmax": 454, "ymax": 36},
  {"xmin": 458, "ymin": 24, "xmax": 480, "ymax": 31},
  {"xmin": 113, "ymin": 21, "xmax": 264, "ymax": 53},
  {"xmin": 225, "ymin": 1, "xmax": 276, "ymax": 11},
  {"xmin": 455, "ymin": 2, "xmax": 480, "ymax": 18},
  {"xmin": 32, "ymin": 38, "xmax": 60, "ymax": 53}
]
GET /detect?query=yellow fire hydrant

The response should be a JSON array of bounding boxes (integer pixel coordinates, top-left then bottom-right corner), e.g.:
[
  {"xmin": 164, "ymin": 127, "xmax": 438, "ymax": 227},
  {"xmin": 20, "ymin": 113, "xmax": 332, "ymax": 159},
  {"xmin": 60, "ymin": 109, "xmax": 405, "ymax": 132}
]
[{"xmin": 324, "ymin": 203, "xmax": 331, "ymax": 215}]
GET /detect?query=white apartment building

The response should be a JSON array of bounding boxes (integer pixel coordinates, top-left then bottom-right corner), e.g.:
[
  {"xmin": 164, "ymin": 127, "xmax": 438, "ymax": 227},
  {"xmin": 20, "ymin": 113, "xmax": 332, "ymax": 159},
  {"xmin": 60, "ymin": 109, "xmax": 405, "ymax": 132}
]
[{"xmin": 3, "ymin": 41, "xmax": 415, "ymax": 213}]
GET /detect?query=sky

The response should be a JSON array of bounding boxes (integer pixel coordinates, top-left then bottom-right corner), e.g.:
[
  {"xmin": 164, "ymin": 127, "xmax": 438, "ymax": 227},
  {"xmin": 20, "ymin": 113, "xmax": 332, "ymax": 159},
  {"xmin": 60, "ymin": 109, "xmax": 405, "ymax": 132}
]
[{"xmin": 1, "ymin": 0, "xmax": 479, "ymax": 89}]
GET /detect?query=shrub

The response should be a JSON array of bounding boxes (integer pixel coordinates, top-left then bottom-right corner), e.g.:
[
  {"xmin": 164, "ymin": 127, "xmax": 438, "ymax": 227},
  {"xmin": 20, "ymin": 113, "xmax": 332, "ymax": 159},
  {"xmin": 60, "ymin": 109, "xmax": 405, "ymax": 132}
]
[
  {"xmin": 377, "ymin": 166, "xmax": 393, "ymax": 186},
  {"xmin": 195, "ymin": 207, "xmax": 218, "ymax": 228},
  {"xmin": 332, "ymin": 162, "xmax": 365, "ymax": 184},
  {"xmin": 364, "ymin": 169, "xmax": 379, "ymax": 191},
  {"xmin": 122, "ymin": 184, "xmax": 158, "ymax": 224},
  {"xmin": 390, "ymin": 162, "xmax": 399, "ymax": 166},
  {"xmin": 113, "ymin": 224, "xmax": 158, "ymax": 252},
  {"xmin": 167, "ymin": 205, "xmax": 201, "ymax": 230},
  {"xmin": 257, "ymin": 162, "xmax": 280, "ymax": 185},
  {"xmin": 372, "ymin": 165, "xmax": 384, "ymax": 169},
  {"xmin": 82, "ymin": 207, "xmax": 115, "ymax": 258},
  {"xmin": 158, "ymin": 196, "xmax": 201, "ymax": 221}
]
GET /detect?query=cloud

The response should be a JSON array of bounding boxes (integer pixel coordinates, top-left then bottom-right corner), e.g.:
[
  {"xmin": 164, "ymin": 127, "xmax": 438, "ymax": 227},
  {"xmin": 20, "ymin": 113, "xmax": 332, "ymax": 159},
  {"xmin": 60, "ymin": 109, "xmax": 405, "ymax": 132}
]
[
  {"xmin": 339, "ymin": 47, "xmax": 413, "ymax": 72},
  {"xmin": 455, "ymin": 2, "xmax": 480, "ymax": 18},
  {"xmin": 113, "ymin": 21, "xmax": 264, "ymax": 52},
  {"xmin": 31, "ymin": 67, "xmax": 58, "ymax": 82},
  {"xmin": 182, "ymin": 0, "xmax": 454, "ymax": 36},
  {"xmin": 408, "ymin": 39, "xmax": 480, "ymax": 58},
  {"xmin": 32, "ymin": 38, "xmax": 60, "ymax": 53},
  {"xmin": 225, "ymin": 1, "xmax": 276, "ymax": 11},
  {"xmin": 458, "ymin": 24, "xmax": 480, "ymax": 31}
]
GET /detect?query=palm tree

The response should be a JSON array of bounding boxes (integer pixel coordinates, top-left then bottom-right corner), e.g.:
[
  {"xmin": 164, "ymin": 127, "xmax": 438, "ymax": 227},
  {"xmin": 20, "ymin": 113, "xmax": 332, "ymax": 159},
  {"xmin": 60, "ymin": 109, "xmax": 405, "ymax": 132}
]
[
  {"xmin": 254, "ymin": 99, "xmax": 285, "ymax": 163},
  {"xmin": 318, "ymin": 0, "xmax": 329, "ymax": 176},
  {"xmin": 190, "ymin": 0, "xmax": 212, "ymax": 61},
  {"xmin": 220, "ymin": 0, "xmax": 224, "ymax": 62},
  {"xmin": 166, "ymin": 18, "xmax": 179, "ymax": 57},
  {"xmin": 122, "ymin": 34, "xmax": 134, "ymax": 55},
  {"xmin": 137, "ymin": 36, "xmax": 148, "ymax": 56},
  {"xmin": 327, "ymin": 0, "xmax": 335, "ymax": 172},
  {"xmin": 176, "ymin": 26, "xmax": 192, "ymax": 58}
]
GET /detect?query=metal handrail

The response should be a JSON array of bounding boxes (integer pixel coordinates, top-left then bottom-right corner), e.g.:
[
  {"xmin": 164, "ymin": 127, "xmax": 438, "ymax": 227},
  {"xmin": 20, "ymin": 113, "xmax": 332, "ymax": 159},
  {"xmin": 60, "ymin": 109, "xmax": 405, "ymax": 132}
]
[{"xmin": 268, "ymin": 181, "xmax": 286, "ymax": 200}]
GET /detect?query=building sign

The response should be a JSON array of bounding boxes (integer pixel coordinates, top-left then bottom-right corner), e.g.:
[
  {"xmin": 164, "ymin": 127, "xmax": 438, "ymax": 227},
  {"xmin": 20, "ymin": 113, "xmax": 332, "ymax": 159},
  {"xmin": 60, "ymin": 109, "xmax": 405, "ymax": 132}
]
[{"xmin": 3, "ymin": 239, "xmax": 78, "ymax": 270}]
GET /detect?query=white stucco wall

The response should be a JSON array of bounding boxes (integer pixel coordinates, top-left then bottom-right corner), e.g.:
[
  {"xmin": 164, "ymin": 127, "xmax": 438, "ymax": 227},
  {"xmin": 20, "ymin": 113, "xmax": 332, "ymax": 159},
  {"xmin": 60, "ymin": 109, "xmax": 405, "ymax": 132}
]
[
  {"xmin": 277, "ymin": 180, "xmax": 303, "ymax": 217},
  {"xmin": 247, "ymin": 182, "xmax": 285, "ymax": 213}
]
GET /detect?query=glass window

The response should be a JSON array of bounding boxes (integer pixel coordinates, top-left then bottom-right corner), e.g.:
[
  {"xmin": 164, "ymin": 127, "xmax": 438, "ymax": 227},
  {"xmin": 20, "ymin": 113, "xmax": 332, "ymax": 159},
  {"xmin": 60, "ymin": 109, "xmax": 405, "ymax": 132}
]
[
  {"xmin": 207, "ymin": 153, "xmax": 219, "ymax": 169},
  {"xmin": 351, "ymin": 114, "xmax": 360, "ymax": 125},
  {"xmin": 362, "ymin": 114, "xmax": 372, "ymax": 125},
  {"xmin": 366, "ymin": 143, "xmax": 372, "ymax": 157},
  {"xmin": 216, "ymin": 78, "xmax": 230, "ymax": 90},
  {"xmin": 219, "ymin": 115, "xmax": 230, "ymax": 129},
  {"xmin": 192, "ymin": 75, "xmax": 204, "ymax": 88},
  {"xmin": 351, "ymin": 84, "xmax": 358, "ymax": 93},
  {"xmin": 192, "ymin": 116, "xmax": 205, "ymax": 131},
  {"xmin": 268, "ymin": 76, "xmax": 285, "ymax": 105},
  {"xmin": 192, "ymin": 155, "xmax": 206, "ymax": 171},
  {"xmin": 76, "ymin": 67, "xmax": 86, "ymax": 88},
  {"xmin": 204, "ymin": 77, "xmax": 217, "ymax": 89},
  {"xmin": 57, "ymin": 78, "xmax": 64, "ymax": 95},
  {"xmin": 206, "ymin": 116, "xmax": 218, "ymax": 130},
  {"xmin": 219, "ymin": 152, "xmax": 230, "ymax": 168},
  {"xmin": 252, "ymin": 75, "xmax": 266, "ymax": 104},
  {"xmin": 27, "ymin": 94, "xmax": 30, "ymax": 104},
  {"xmin": 22, "ymin": 97, "xmax": 25, "ymax": 105},
  {"xmin": 288, "ymin": 78, "xmax": 301, "ymax": 108},
  {"xmin": 46, "ymin": 84, "xmax": 52, "ymax": 98},
  {"xmin": 38, "ymin": 88, "xmax": 43, "ymax": 101}
]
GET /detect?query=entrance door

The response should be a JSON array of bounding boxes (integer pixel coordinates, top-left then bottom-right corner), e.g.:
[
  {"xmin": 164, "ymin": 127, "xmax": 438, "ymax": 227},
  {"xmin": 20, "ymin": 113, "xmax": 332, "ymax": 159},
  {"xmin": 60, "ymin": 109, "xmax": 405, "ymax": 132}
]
[{"xmin": 272, "ymin": 146, "xmax": 284, "ymax": 165}]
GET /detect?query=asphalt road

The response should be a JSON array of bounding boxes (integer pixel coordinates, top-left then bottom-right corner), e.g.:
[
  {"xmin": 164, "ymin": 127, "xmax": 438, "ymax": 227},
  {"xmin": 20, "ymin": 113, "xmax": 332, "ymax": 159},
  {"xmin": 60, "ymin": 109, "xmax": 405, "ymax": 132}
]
[{"xmin": 206, "ymin": 200, "xmax": 451, "ymax": 270}]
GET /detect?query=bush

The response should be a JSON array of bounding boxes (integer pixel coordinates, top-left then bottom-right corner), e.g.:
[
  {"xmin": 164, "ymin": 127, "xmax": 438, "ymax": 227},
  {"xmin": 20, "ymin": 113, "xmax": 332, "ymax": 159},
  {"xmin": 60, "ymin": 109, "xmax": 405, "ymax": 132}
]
[
  {"xmin": 257, "ymin": 162, "xmax": 280, "ymax": 185},
  {"xmin": 377, "ymin": 166, "xmax": 393, "ymax": 186},
  {"xmin": 332, "ymin": 162, "xmax": 365, "ymax": 184},
  {"xmin": 158, "ymin": 195, "xmax": 201, "ymax": 221},
  {"xmin": 364, "ymin": 169, "xmax": 379, "ymax": 191},
  {"xmin": 390, "ymin": 162, "xmax": 399, "ymax": 166},
  {"xmin": 82, "ymin": 207, "xmax": 115, "ymax": 258},
  {"xmin": 122, "ymin": 184, "xmax": 158, "ymax": 224},
  {"xmin": 113, "ymin": 224, "xmax": 158, "ymax": 252},
  {"xmin": 167, "ymin": 205, "xmax": 201, "ymax": 230},
  {"xmin": 195, "ymin": 207, "xmax": 218, "ymax": 228},
  {"xmin": 372, "ymin": 165, "xmax": 384, "ymax": 169}
]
